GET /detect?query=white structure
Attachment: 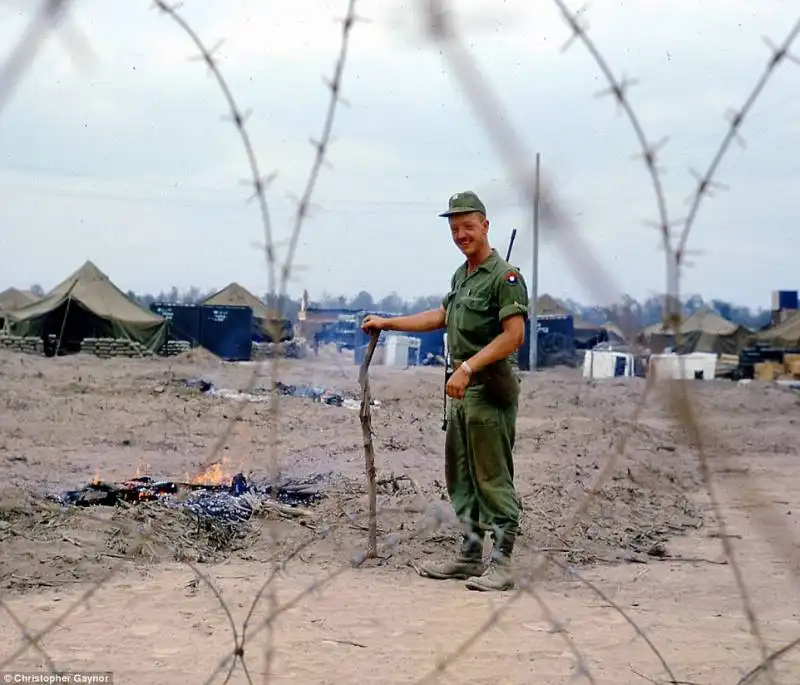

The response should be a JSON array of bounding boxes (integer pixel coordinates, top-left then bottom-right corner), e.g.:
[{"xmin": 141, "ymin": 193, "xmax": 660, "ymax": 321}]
[
  {"xmin": 408, "ymin": 336, "xmax": 421, "ymax": 366},
  {"xmin": 582, "ymin": 349, "xmax": 635, "ymax": 379},
  {"xmin": 384, "ymin": 335, "xmax": 416, "ymax": 368},
  {"xmin": 649, "ymin": 352, "xmax": 717, "ymax": 381}
]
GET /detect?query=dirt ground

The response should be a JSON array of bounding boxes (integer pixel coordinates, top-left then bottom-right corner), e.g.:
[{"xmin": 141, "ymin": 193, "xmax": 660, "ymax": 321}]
[{"xmin": 0, "ymin": 345, "xmax": 798, "ymax": 684}]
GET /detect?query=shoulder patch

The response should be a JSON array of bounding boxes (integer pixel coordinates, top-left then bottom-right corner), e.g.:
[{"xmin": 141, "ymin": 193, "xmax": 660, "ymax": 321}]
[{"xmin": 503, "ymin": 269, "xmax": 520, "ymax": 286}]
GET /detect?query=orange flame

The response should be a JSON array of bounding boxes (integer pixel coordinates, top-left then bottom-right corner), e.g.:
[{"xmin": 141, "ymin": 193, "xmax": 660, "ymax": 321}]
[{"xmin": 190, "ymin": 457, "xmax": 233, "ymax": 486}]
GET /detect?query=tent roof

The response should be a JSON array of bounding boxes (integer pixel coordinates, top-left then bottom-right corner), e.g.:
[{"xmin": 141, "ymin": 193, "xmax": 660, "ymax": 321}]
[
  {"xmin": 9, "ymin": 260, "xmax": 164, "ymax": 325},
  {"xmin": 535, "ymin": 293, "xmax": 603, "ymax": 331},
  {"xmin": 758, "ymin": 310, "xmax": 800, "ymax": 344},
  {"xmin": 535, "ymin": 293, "xmax": 568, "ymax": 316},
  {"xmin": 0, "ymin": 287, "xmax": 39, "ymax": 312},
  {"xmin": 640, "ymin": 320, "xmax": 666, "ymax": 337},
  {"xmin": 601, "ymin": 321, "xmax": 627, "ymax": 340},
  {"xmin": 640, "ymin": 307, "xmax": 744, "ymax": 337},
  {"xmin": 681, "ymin": 308, "xmax": 743, "ymax": 335},
  {"xmin": 203, "ymin": 282, "xmax": 282, "ymax": 320}
]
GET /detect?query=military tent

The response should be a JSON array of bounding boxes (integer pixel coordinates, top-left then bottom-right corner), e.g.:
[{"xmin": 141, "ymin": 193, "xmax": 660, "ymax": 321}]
[
  {"xmin": 0, "ymin": 288, "xmax": 39, "ymax": 330},
  {"xmin": 600, "ymin": 321, "xmax": 628, "ymax": 344},
  {"xmin": 7, "ymin": 261, "xmax": 167, "ymax": 353},
  {"xmin": 639, "ymin": 307, "xmax": 751, "ymax": 355},
  {"xmin": 757, "ymin": 310, "xmax": 800, "ymax": 347},
  {"xmin": 535, "ymin": 294, "xmax": 616, "ymax": 348},
  {"xmin": 202, "ymin": 282, "xmax": 293, "ymax": 342}
]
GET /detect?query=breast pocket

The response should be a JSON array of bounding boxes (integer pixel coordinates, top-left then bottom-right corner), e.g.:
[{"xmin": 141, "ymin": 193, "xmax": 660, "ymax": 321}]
[{"xmin": 459, "ymin": 296, "xmax": 495, "ymax": 338}]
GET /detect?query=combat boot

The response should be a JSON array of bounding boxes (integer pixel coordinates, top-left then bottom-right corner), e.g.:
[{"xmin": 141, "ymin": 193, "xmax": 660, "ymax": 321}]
[
  {"xmin": 415, "ymin": 533, "xmax": 486, "ymax": 580},
  {"xmin": 464, "ymin": 533, "xmax": 515, "ymax": 592}
]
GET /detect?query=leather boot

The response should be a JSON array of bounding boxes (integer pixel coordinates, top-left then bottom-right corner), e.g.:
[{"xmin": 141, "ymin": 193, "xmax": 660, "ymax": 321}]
[
  {"xmin": 464, "ymin": 532, "xmax": 515, "ymax": 592},
  {"xmin": 415, "ymin": 532, "xmax": 486, "ymax": 580}
]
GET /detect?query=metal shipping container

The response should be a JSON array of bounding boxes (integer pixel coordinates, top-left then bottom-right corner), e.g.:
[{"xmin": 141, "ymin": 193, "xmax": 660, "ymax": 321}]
[
  {"xmin": 417, "ymin": 330, "xmax": 446, "ymax": 361},
  {"xmin": 149, "ymin": 302, "xmax": 202, "ymax": 345},
  {"xmin": 518, "ymin": 314, "xmax": 576, "ymax": 370},
  {"xmin": 771, "ymin": 290, "xmax": 798, "ymax": 311},
  {"xmin": 199, "ymin": 305, "xmax": 253, "ymax": 361}
]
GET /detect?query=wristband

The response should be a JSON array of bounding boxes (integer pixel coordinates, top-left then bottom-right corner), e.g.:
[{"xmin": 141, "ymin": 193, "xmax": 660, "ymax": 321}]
[{"xmin": 461, "ymin": 361, "xmax": 473, "ymax": 376}]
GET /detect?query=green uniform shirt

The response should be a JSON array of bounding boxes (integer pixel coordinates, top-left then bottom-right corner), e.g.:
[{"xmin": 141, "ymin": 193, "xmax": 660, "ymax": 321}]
[{"xmin": 441, "ymin": 248, "xmax": 529, "ymax": 362}]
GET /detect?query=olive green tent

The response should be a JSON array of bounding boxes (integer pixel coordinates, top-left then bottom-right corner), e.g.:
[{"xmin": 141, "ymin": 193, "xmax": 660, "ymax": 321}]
[
  {"xmin": 757, "ymin": 310, "xmax": 800, "ymax": 347},
  {"xmin": 639, "ymin": 307, "xmax": 751, "ymax": 355},
  {"xmin": 0, "ymin": 287, "xmax": 38, "ymax": 311},
  {"xmin": 0, "ymin": 287, "xmax": 39, "ymax": 330},
  {"xmin": 7, "ymin": 260, "xmax": 167, "ymax": 352},
  {"xmin": 202, "ymin": 282, "xmax": 293, "ymax": 342}
]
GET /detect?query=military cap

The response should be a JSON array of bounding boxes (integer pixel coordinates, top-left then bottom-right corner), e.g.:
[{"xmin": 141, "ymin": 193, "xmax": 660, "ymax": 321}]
[{"xmin": 439, "ymin": 190, "xmax": 487, "ymax": 217}]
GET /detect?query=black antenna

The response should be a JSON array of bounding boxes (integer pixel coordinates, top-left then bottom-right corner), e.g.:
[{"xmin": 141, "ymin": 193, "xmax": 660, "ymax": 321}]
[{"xmin": 505, "ymin": 228, "xmax": 517, "ymax": 261}]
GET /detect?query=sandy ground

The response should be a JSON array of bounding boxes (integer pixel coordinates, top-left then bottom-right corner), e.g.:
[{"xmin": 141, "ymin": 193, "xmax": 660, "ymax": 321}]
[{"xmin": 0, "ymin": 345, "xmax": 799, "ymax": 684}]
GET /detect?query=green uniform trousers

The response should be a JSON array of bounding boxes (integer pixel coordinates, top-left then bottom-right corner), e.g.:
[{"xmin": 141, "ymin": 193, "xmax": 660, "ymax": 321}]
[{"xmin": 444, "ymin": 384, "xmax": 521, "ymax": 541}]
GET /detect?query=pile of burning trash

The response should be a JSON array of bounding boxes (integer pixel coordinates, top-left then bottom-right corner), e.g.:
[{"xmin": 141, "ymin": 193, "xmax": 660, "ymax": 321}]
[{"xmin": 51, "ymin": 462, "xmax": 323, "ymax": 525}]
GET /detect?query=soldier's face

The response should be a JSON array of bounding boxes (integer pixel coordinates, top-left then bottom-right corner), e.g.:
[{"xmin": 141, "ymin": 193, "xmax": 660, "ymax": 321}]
[{"xmin": 449, "ymin": 212, "xmax": 488, "ymax": 257}]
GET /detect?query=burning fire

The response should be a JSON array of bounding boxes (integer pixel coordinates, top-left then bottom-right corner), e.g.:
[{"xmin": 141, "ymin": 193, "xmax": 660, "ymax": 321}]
[
  {"xmin": 88, "ymin": 458, "xmax": 241, "ymax": 491},
  {"xmin": 188, "ymin": 457, "xmax": 239, "ymax": 487}
]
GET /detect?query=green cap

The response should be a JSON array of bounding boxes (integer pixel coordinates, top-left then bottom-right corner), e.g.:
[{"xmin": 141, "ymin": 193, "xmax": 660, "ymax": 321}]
[{"xmin": 439, "ymin": 190, "xmax": 487, "ymax": 218}]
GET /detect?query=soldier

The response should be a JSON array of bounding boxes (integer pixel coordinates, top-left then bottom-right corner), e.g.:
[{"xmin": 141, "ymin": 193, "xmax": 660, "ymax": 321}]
[{"xmin": 361, "ymin": 190, "xmax": 529, "ymax": 591}]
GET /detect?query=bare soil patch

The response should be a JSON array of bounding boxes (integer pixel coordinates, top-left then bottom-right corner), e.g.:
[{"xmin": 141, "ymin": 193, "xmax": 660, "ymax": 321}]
[{"xmin": 1, "ymin": 347, "xmax": 799, "ymax": 683}]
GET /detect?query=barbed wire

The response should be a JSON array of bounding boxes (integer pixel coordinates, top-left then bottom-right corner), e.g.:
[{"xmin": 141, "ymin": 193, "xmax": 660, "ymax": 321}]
[
  {"xmin": 0, "ymin": 1, "xmax": 799, "ymax": 683},
  {"xmin": 0, "ymin": 0, "xmax": 72, "ymax": 112},
  {"xmin": 418, "ymin": 0, "xmax": 800, "ymax": 682},
  {"xmin": 149, "ymin": 0, "xmax": 358, "ymax": 486}
]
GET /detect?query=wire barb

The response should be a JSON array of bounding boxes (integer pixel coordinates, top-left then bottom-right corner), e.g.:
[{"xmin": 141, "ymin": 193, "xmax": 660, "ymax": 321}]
[
  {"xmin": 279, "ymin": 0, "xmax": 359, "ymax": 295},
  {"xmin": 674, "ymin": 16, "xmax": 800, "ymax": 266},
  {"xmin": 2, "ymin": 3, "xmax": 799, "ymax": 684}
]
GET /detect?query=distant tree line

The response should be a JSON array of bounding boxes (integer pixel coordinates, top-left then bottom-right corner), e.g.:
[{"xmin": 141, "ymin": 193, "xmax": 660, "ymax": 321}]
[{"xmin": 25, "ymin": 283, "xmax": 773, "ymax": 331}]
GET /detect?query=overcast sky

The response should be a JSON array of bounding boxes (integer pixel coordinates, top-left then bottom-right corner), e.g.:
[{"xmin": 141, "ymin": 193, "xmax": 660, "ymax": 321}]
[{"xmin": 0, "ymin": 0, "xmax": 797, "ymax": 309}]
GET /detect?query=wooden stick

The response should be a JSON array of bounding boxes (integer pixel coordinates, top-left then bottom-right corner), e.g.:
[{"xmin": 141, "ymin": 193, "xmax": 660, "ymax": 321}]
[{"xmin": 358, "ymin": 330, "xmax": 380, "ymax": 558}]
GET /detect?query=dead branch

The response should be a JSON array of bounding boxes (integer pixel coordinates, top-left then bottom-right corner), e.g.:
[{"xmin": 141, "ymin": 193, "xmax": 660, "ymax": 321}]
[
  {"xmin": 377, "ymin": 473, "xmax": 421, "ymax": 494},
  {"xmin": 260, "ymin": 500, "xmax": 313, "ymax": 519},
  {"xmin": 358, "ymin": 330, "xmax": 380, "ymax": 558}
]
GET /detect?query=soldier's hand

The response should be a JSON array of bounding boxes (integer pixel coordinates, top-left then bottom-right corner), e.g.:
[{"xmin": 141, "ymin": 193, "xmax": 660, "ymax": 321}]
[
  {"xmin": 361, "ymin": 315, "xmax": 387, "ymax": 333},
  {"xmin": 446, "ymin": 364, "xmax": 471, "ymax": 399}
]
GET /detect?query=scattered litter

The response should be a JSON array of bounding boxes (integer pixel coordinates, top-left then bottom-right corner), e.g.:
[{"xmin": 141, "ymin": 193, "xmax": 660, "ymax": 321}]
[
  {"xmin": 210, "ymin": 388, "xmax": 271, "ymax": 403},
  {"xmin": 185, "ymin": 377, "xmax": 214, "ymax": 393},
  {"xmin": 275, "ymin": 381, "xmax": 346, "ymax": 406},
  {"xmin": 180, "ymin": 377, "xmax": 380, "ymax": 409}
]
